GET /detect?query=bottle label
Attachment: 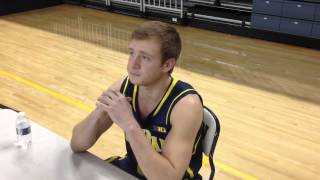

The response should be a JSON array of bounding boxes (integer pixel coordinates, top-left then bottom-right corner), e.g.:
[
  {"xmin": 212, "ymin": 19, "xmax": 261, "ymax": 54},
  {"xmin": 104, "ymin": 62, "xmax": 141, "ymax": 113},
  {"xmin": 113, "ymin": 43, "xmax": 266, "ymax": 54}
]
[{"xmin": 16, "ymin": 127, "xmax": 31, "ymax": 135}]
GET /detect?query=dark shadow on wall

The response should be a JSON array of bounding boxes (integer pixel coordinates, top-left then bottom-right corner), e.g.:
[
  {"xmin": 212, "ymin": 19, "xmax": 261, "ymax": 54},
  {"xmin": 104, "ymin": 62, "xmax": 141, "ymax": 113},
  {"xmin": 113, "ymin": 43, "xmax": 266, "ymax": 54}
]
[{"xmin": 0, "ymin": 0, "xmax": 63, "ymax": 16}]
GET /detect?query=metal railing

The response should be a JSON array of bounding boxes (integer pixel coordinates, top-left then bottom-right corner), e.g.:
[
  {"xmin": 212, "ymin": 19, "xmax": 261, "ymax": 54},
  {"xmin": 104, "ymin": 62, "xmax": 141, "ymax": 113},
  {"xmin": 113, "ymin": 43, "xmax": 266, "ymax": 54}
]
[
  {"xmin": 106, "ymin": 0, "xmax": 184, "ymax": 18},
  {"xmin": 49, "ymin": 16, "xmax": 130, "ymax": 52}
]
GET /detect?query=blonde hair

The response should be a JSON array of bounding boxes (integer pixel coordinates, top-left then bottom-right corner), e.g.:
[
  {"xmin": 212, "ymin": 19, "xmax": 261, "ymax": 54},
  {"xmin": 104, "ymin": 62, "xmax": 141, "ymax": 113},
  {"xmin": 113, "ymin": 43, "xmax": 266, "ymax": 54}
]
[{"xmin": 131, "ymin": 21, "xmax": 182, "ymax": 64}]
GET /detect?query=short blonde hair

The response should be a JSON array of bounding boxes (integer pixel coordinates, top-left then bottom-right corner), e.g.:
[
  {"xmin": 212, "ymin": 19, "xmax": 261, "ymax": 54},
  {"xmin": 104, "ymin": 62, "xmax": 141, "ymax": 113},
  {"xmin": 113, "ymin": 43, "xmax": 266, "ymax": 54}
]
[{"xmin": 131, "ymin": 21, "xmax": 182, "ymax": 64}]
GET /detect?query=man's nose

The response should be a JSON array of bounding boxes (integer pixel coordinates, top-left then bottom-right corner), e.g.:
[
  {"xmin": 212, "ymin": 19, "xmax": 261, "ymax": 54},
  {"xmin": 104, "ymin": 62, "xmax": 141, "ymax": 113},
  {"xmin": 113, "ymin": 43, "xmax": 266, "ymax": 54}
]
[{"xmin": 131, "ymin": 55, "xmax": 141, "ymax": 69}]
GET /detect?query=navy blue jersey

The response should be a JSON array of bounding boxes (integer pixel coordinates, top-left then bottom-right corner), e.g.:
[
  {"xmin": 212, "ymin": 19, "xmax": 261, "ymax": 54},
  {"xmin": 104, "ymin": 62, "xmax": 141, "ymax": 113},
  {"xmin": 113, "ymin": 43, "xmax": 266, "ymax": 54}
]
[{"xmin": 107, "ymin": 76, "xmax": 204, "ymax": 179}]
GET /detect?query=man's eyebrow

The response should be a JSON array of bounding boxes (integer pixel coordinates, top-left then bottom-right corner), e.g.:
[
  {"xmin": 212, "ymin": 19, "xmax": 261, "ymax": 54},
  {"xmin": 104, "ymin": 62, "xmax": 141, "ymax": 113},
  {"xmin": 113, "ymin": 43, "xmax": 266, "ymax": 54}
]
[
  {"xmin": 128, "ymin": 48, "xmax": 153, "ymax": 57},
  {"xmin": 140, "ymin": 51, "xmax": 153, "ymax": 57}
]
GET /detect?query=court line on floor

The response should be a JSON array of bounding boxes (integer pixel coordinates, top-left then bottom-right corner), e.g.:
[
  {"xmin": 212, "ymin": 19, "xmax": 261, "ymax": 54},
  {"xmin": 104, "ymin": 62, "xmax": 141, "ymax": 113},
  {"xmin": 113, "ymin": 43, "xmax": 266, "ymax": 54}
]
[
  {"xmin": 0, "ymin": 69, "xmax": 92, "ymax": 112},
  {"xmin": 0, "ymin": 68, "xmax": 259, "ymax": 180}
]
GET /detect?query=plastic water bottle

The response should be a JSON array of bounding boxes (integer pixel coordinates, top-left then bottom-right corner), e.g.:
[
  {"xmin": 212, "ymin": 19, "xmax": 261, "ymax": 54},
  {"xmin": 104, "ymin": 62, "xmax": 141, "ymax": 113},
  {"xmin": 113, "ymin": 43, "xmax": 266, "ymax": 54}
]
[{"xmin": 16, "ymin": 112, "xmax": 32, "ymax": 149}]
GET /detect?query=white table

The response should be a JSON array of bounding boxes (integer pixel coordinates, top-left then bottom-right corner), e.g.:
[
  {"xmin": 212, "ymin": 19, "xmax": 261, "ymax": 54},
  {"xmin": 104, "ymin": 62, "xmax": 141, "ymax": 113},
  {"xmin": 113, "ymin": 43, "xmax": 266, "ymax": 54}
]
[{"xmin": 0, "ymin": 108, "xmax": 137, "ymax": 180}]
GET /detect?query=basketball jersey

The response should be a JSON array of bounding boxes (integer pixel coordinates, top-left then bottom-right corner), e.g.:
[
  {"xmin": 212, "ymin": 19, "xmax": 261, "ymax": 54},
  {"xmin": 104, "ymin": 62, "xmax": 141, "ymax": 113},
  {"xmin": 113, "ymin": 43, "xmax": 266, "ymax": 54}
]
[{"xmin": 108, "ymin": 76, "xmax": 204, "ymax": 179}]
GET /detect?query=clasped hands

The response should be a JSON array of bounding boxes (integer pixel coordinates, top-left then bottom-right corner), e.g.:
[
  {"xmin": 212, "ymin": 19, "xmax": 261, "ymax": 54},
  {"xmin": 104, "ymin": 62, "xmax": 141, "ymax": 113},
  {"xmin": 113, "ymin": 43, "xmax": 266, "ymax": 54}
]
[{"xmin": 96, "ymin": 90, "xmax": 136, "ymax": 131}]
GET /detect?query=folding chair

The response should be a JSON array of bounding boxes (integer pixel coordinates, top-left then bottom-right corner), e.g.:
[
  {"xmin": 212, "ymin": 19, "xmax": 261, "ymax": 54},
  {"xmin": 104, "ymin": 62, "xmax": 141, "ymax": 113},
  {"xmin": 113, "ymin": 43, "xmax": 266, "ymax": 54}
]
[{"xmin": 202, "ymin": 106, "xmax": 220, "ymax": 180}]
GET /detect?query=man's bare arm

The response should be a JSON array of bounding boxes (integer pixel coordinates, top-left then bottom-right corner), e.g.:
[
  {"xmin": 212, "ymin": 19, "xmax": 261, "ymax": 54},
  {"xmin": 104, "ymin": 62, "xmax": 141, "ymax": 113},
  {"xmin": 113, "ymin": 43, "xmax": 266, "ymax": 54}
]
[
  {"xmin": 70, "ymin": 79, "xmax": 123, "ymax": 152},
  {"xmin": 124, "ymin": 94, "xmax": 203, "ymax": 179}
]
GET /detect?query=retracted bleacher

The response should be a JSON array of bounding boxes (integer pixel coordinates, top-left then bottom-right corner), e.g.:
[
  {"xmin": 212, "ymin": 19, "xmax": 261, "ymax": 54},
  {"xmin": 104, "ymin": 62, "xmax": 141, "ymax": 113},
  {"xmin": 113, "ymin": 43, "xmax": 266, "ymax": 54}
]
[{"xmin": 64, "ymin": 0, "xmax": 320, "ymax": 49}]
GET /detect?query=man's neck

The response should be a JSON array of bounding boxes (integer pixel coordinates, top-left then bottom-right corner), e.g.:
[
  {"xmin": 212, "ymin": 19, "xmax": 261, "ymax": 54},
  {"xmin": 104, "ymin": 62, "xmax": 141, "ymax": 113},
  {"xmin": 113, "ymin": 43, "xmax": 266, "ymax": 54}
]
[{"xmin": 139, "ymin": 75, "xmax": 172, "ymax": 102}]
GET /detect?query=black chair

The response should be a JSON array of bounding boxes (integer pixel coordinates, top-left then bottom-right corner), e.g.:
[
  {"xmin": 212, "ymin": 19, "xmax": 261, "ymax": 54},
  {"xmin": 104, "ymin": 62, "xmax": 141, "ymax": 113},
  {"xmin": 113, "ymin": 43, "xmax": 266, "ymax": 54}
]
[{"xmin": 202, "ymin": 106, "xmax": 220, "ymax": 180}]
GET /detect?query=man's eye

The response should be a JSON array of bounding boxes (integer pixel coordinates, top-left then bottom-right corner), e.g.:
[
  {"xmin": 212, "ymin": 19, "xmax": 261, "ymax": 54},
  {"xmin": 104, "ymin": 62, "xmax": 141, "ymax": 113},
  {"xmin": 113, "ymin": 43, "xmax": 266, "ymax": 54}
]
[{"xmin": 142, "ymin": 56, "xmax": 150, "ymax": 61}]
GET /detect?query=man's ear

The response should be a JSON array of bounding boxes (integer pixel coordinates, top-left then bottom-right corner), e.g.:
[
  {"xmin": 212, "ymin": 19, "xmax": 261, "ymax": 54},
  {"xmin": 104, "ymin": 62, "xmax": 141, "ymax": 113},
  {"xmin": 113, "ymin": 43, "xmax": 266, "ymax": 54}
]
[{"xmin": 162, "ymin": 58, "xmax": 176, "ymax": 73}]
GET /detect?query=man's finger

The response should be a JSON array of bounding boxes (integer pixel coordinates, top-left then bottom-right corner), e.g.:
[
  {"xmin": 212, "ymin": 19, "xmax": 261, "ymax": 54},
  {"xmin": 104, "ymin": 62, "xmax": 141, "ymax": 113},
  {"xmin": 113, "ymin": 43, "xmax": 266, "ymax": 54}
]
[
  {"xmin": 115, "ymin": 91, "xmax": 124, "ymax": 96},
  {"xmin": 101, "ymin": 89, "xmax": 110, "ymax": 96},
  {"xmin": 97, "ymin": 95, "xmax": 106, "ymax": 102},
  {"xmin": 112, "ymin": 90, "xmax": 120, "ymax": 97},
  {"xmin": 115, "ymin": 91, "xmax": 128, "ymax": 100},
  {"xmin": 96, "ymin": 101, "xmax": 109, "ymax": 109},
  {"xmin": 98, "ymin": 95, "xmax": 111, "ymax": 105},
  {"xmin": 108, "ymin": 90, "xmax": 119, "ymax": 100}
]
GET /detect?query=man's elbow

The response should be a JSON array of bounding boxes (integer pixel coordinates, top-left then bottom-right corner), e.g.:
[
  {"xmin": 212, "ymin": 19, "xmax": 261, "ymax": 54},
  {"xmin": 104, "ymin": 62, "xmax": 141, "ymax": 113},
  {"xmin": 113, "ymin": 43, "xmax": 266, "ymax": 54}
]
[
  {"xmin": 70, "ymin": 143, "xmax": 79, "ymax": 153},
  {"xmin": 153, "ymin": 168, "xmax": 182, "ymax": 180},
  {"xmin": 70, "ymin": 136, "xmax": 92, "ymax": 153},
  {"xmin": 165, "ymin": 172, "xmax": 181, "ymax": 180},
  {"xmin": 70, "ymin": 139, "xmax": 84, "ymax": 153}
]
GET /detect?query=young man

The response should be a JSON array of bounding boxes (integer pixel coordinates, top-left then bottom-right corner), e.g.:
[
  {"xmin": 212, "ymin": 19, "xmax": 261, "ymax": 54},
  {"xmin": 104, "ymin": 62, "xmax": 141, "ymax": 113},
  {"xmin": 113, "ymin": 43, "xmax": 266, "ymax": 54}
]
[{"xmin": 71, "ymin": 21, "xmax": 204, "ymax": 180}]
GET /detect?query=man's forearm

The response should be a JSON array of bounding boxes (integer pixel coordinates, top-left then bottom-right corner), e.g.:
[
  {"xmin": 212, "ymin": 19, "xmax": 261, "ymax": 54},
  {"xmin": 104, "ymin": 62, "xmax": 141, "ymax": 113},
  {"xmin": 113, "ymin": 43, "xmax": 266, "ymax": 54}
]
[
  {"xmin": 125, "ymin": 121, "xmax": 180, "ymax": 180},
  {"xmin": 70, "ymin": 108, "xmax": 107, "ymax": 152}
]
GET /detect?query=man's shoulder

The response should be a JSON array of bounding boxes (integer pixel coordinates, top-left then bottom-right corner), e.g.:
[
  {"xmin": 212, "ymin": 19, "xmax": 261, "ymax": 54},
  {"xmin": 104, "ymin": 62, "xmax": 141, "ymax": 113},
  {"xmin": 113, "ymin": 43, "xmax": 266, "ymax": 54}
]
[
  {"xmin": 170, "ymin": 93, "xmax": 203, "ymax": 126},
  {"xmin": 175, "ymin": 79, "xmax": 194, "ymax": 89},
  {"xmin": 175, "ymin": 93, "xmax": 202, "ymax": 109},
  {"xmin": 172, "ymin": 78, "xmax": 202, "ymax": 103},
  {"xmin": 170, "ymin": 92, "xmax": 203, "ymax": 121}
]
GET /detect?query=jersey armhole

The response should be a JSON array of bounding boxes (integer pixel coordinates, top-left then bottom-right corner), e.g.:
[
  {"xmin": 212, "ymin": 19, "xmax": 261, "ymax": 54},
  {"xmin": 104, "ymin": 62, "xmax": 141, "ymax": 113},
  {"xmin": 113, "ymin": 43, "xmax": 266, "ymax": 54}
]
[{"xmin": 166, "ymin": 90, "xmax": 202, "ymax": 128}]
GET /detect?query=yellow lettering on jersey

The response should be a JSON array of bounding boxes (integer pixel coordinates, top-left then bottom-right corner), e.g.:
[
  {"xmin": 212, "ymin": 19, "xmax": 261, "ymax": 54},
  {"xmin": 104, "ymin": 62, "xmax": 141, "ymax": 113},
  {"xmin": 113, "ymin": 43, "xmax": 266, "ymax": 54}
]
[
  {"xmin": 151, "ymin": 136, "xmax": 161, "ymax": 152},
  {"xmin": 159, "ymin": 138, "xmax": 165, "ymax": 149},
  {"xmin": 137, "ymin": 165, "xmax": 144, "ymax": 176},
  {"xmin": 143, "ymin": 129, "xmax": 165, "ymax": 152},
  {"xmin": 144, "ymin": 129, "xmax": 152, "ymax": 142},
  {"xmin": 186, "ymin": 167, "xmax": 195, "ymax": 178},
  {"xmin": 157, "ymin": 126, "xmax": 167, "ymax": 133}
]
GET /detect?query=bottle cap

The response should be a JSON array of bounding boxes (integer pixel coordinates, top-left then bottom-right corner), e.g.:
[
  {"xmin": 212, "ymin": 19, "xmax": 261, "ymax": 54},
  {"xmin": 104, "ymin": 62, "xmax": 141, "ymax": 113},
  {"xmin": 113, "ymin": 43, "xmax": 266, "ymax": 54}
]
[{"xmin": 17, "ymin": 112, "xmax": 25, "ymax": 119}]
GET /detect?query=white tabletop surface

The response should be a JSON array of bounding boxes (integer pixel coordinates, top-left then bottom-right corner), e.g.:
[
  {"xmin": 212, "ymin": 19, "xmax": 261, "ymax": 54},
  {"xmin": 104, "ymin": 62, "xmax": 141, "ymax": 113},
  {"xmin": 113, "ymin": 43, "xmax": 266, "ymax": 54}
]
[{"xmin": 0, "ymin": 108, "xmax": 137, "ymax": 180}]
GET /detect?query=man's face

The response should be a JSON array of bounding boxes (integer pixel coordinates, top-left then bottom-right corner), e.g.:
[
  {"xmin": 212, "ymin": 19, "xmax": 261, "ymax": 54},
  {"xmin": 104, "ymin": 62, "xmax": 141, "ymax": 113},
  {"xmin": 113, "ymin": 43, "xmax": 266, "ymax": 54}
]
[{"xmin": 127, "ymin": 39, "xmax": 166, "ymax": 85}]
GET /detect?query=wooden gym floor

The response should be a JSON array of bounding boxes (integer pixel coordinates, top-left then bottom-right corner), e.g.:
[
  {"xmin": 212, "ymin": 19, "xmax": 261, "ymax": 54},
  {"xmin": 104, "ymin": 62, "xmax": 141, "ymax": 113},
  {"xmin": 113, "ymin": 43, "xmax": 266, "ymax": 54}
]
[{"xmin": 0, "ymin": 4, "xmax": 320, "ymax": 180}]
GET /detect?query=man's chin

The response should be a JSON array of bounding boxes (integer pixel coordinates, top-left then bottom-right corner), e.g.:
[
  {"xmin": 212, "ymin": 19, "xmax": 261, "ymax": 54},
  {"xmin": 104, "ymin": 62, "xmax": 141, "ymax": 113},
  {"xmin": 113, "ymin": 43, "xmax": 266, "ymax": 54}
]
[{"xmin": 129, "ymin": 76, "xmax": 142, "ymax": 85}]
